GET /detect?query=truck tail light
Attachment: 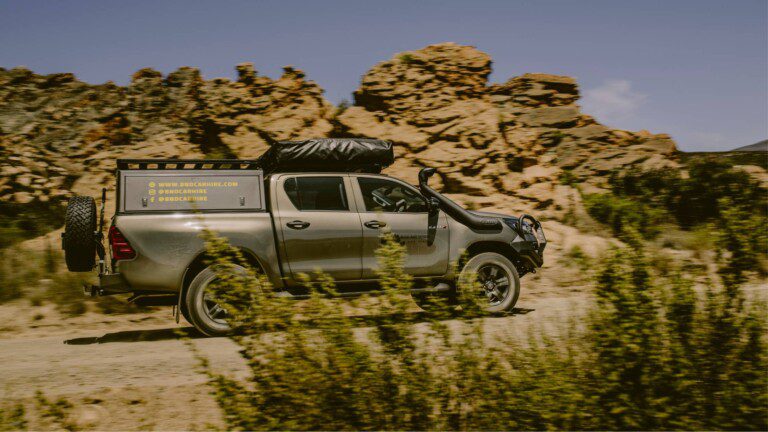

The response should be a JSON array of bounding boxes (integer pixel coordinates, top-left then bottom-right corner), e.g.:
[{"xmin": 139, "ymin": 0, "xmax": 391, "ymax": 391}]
[{"xmin": 109, "ymin": 225, "xmax": 136, "ymax": 261}]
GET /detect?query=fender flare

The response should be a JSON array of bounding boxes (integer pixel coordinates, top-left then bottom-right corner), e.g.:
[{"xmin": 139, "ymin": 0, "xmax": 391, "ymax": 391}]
[{"xmin": 174, "ymin": 247, "xmax": 268, "ymax": 323}]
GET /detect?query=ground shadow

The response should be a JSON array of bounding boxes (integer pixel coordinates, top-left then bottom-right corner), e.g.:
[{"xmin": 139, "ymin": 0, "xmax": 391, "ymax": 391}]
[
  {"xmin": 64, "ymin": 326, "xmax": 203, "ymax": 345},
  {"xmin": 64, "ymin": 307, "xmax": 535, "ymax": 344},
  {"xmin": 282, "ymin": 306, "xmax": 536, "ymax": 331}
]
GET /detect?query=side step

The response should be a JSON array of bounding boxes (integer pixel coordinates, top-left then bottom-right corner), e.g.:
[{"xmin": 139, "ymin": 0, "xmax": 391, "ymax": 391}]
[
  {"xmin": 274, "ymin": 283, "xmax": 453, "ymax": 300},
  {"xmin": 129, "ymin": 294, "xmax": 178, "ymax": 307}
]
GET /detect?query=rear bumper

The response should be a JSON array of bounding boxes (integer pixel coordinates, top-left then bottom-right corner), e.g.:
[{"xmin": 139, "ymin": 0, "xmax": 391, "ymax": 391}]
[{"xmin": 84, "ymin": 273, "xmax": 132, "ymax": 297}]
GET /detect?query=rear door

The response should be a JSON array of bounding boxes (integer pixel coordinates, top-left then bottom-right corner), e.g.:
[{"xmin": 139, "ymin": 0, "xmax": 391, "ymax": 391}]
[
  {"xmin": 274, "ymin": 174, "xmax": 363, "ymax": 281},
  {"xmin": 353, "ymin": 175, "xmax": 450, "ymax": 278}
]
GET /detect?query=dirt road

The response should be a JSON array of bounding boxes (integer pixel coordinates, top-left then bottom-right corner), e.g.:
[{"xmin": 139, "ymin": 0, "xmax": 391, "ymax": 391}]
[{"xmin": 0, "ymin": 291, "xmax": 586, "ymax": 430}]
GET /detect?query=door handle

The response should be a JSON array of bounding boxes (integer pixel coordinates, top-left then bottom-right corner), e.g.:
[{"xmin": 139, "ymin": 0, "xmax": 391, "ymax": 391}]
[
  {"xmin": 286, "ymin": 220, "xmax": 310, "ymax": 230},
  {"xmin": 364, "ymin": 220, "xmax": 387, "ymax": 229}
]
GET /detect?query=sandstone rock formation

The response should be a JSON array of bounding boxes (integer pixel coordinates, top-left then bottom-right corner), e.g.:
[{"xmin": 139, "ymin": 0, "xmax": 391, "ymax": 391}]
[
  {"xmin": 0, "ymin": 64, "xmax": 331, "ymax": 204},
  {"xmin": 1, "ymin": 43, "xmax": 680, "ymax": 242},
  {"xmin": 335, "ymin": 43, "xmax": 679, "ymax": 216}
]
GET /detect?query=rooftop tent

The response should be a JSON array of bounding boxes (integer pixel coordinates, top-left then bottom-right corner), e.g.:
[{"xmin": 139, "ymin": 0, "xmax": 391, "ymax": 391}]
[{"xmin": 257, "ymin": 138, "xmax": 395, "ymax": 174}]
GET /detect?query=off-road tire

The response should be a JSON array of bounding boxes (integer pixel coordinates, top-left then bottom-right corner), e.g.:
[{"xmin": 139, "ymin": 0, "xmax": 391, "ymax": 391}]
[
  {"xmin": 185, "ymin": 264, "xmax": 250, "ymax": 337},
  {"xmin": 63, "ymin": 196, "xmax": 97, "ymax": 272},
  {"xmin": 458, "ymin": 252, "xmax": 520, "ymax": 313}
]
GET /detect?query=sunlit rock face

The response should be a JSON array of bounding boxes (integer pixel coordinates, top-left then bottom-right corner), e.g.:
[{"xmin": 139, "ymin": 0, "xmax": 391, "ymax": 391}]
[
  {"xmin": 0, "ymin": 43, "xmax": 678, "ymax": 225},
  {"xmin": 336, "ymin": 42, "xmax": 677, "ymax": 211}
]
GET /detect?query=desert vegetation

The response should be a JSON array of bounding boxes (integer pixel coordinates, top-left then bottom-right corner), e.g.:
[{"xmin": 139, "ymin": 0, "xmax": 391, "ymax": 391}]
[
  {"xmin": 0, "ymin": 243, "xmax": 139, "ymax": 316},
  {"xmin": 189, "ymin": 226, "xmax": 767, "ymax": 431},
  {"xmin": 584, "ymin": 160, "xmax": 767, "ymax": 284}
]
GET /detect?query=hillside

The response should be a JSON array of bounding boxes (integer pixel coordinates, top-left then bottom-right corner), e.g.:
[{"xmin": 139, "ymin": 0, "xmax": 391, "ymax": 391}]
[
  {"xmin": 1, "ymin": 42, "xmax": 686, "ymax": 245},
  {"xmin": 732, "ymin": 139, "xmax": 768, "ymax": 152}
]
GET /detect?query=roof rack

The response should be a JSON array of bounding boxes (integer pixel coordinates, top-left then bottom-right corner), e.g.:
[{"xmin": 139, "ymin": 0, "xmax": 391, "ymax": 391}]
[{"xmin": 116, "ymin": 159, "xmax": 262, "ymax": 170}]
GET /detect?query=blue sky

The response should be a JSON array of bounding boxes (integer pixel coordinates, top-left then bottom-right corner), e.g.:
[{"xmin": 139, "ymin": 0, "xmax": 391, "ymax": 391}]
[{"xmin": 1, "ymin": 0, "xmax": 766, "ymax": 151}]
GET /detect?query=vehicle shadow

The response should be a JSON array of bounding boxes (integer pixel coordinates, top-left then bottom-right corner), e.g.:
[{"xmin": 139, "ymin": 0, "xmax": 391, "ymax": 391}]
[
  {"xmin": 341, "ymin": 307, "xmax": 535, "ymax": 327},
  {"xmin": 64, "ymin": 327, "xmax": 204, "ymax": 345},
  {"xmin": 63, "ymin": 307, "xmax": 535, "ymax": 345}
]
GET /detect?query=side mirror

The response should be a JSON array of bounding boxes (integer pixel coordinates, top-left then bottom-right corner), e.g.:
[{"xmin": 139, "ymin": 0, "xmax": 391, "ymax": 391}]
[{"xmin": 428, "ymin": 197, "xmax": 440, "ymax": 214}]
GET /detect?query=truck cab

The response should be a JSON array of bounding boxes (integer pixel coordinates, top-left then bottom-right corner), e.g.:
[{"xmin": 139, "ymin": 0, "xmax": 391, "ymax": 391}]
[{"xmin": 272, "ymin": 173, "xmax": 451, "ymax": 283}]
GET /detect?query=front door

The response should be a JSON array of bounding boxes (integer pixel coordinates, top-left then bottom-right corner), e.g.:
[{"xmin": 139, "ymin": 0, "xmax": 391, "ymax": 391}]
[
  {"xmin": 353, "ymin": 176, "xmax": 450, "ymax": 278},
  {"xmin": 276, "ymin": 175, "xmax": 363, "ymax": 281}
]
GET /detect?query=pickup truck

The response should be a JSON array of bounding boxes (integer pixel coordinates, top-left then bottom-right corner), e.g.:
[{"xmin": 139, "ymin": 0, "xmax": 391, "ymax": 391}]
[{"xmin": 62, "ymin": 139, "xmax": 546, "ymax": 336}]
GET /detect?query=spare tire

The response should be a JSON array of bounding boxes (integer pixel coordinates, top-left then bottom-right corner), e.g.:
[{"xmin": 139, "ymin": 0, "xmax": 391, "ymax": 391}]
[{"xmin": 63, "ymin": 196, "xmax": 97, "ymax": 272}]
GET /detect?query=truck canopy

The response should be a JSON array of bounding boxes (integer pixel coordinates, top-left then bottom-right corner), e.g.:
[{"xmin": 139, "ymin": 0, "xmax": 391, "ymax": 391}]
[{"xmin": 116, "ymin": 159, "xmax": 265, "ymax": 213}]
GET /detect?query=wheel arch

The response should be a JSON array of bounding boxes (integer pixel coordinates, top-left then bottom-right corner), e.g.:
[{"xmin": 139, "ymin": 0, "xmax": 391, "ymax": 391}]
[
  {"xmin": 176, "ymin": 247, "xmax": 267, "ymax": 318},
  {"xmin": 464, "ymin": 241, "xmax": 530, "ymax": 276}
]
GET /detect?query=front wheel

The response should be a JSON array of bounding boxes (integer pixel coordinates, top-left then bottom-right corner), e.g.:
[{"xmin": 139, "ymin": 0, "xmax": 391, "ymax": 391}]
[
  {"xmin": 185, "ymin": 264, "xmax": 249, "ymax": 337},
  {"xmin": 458, "ymin": 252, "xmax": 520, "ymax": 313}
]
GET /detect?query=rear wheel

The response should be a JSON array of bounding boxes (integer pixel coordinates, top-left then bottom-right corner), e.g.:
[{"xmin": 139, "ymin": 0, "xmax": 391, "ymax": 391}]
[
  {"xmin": 185, "ymin": 264, "xmax": 249, "ymax": 337},
  {"xmin": 62, "ymin": 196, "xmax": 97, "ymax": 272},
  {"xmin": 458, "ymin": 252, "xmax": 520, "ymax": 313}
]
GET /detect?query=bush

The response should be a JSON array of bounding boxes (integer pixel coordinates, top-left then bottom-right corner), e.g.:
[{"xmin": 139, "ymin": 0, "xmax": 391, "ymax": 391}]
[
  {"xmin": 0, "ymin": 403, "xmax": 26, "ymax": 431},
  {"xmin": 606, "ymin": 160, "xmax": 766, "ymax": 228},
  {"xmin": 583, "ymin": 193, "xmax": 667, "ymax": 240},
  {"xmin": 0, "ymin": 200, "xmax": 65, "ymax": 248},
  {"xmin": 334, "ymin": 99, "xmax": 351, "ymax": 117},
  {"xmin": 399, "ymin": 53, "xmax": 415, "ymax": 64},
  {"xmin": 588, "ymin": 161, "xmax": 767, "ymax": 268},
  {"xmin": 0, "ymin": 244, "xmax": 141, "ymax": 315},
  {"xmin": 196, "ymin": 229, "xmax": 767, "ymax": 430}
]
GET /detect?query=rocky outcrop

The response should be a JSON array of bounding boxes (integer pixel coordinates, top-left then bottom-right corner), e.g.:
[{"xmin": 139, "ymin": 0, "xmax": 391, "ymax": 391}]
[
  {"xmin": 0, "ymin": 43, "xmax": 679, "ymax": 242},
  {"xmin": 202, "ymin": 64, "xmax": 333, "ymax": 158},
  {"xmin": 0, "ymin": 63, "xmax": 332, "ymax": 205},
  {"xmin": 332, "ymin": 43, "xmax": 679, "ymax": 217}
]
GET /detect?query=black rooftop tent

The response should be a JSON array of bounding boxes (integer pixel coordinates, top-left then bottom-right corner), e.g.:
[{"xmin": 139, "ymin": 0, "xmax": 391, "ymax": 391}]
[{"xmin": 257, "ymin": 138, "xmax": 394, "ymax": 174}]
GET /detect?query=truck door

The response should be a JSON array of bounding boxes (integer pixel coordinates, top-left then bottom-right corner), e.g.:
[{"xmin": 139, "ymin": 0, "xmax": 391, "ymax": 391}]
[
  {"xmin": 353, "ymin": 176, "xmax": 450, "ymax": 278},
  {"xmin": 275, "ymin": 175, "xmax": 363, "ymax": 281}
]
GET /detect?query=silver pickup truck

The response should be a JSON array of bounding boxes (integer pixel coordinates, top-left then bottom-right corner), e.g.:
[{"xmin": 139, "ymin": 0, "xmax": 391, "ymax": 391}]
[{"xmin": 62, "ymin": 140, "xmax": 546, "ymax": 336}]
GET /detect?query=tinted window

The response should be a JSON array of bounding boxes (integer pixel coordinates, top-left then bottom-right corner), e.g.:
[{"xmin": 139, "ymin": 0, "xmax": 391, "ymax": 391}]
[
  {"xmin": 357, "ymin": 177, "xmax": 428, "ymax": 213},
  {"xmin": 284, "ymin": 177, "xmax": 348, "ymax": 211}
]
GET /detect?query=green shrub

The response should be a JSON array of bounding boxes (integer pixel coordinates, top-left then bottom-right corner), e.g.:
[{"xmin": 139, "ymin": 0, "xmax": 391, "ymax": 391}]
[
  {"xmin": 558, "ymin": 169, "xmax": 578, "ymax": 186},
  {"xmin": 588, "ymin": 161, "xmax": 767, "ymax": 268},
  {"xmin": 334, "ymin": 99, "xmax": 351, "ymax": 117},
  {"xmin": 0, "ymin": 403, "xmax": 26, "ymax": 432},
  {"xmin": 0, "ymin": 244, "xmax": 142, "ymax": 315},
  {"xmin": 399, "ymin": 53, "xmax": 415, "ymax": 64},
  {"xmin": 196, "ymin": 229, "xmax": 767, "ymax": 431},
  {"xmin": 717, "ymin": 199, "xmax": 768, "ymax": 286},
  {"xmin": 607, "ymin": 160, "xmax": 766, "ymax": 228},
  {"xmin": 0, "ymin": 201, "xmax": 65, "ymax": 248},
  {"xmin": 583, "ymin": 193, "xmax": 667, "ymax": 240},
  {"xmin": 561, "ymin": 245, "xmax": 591, "ymax": 269},
  {"xmin": 34, "ymin": 391, "xmax": 75, "ymax": 431}
]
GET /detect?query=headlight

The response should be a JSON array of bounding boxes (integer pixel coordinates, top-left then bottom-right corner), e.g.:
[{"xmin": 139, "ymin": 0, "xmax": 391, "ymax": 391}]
[
  {"xmin": 503, "ymin": 218, "xmax": 522, "ymax": 234},
  {"xmin": 504, "ymin": 217, "xmax": 535, "ymax": 237},
  {"xmin": 521, "ymin": 222, "xmax": 533, "ymax": 234}
]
